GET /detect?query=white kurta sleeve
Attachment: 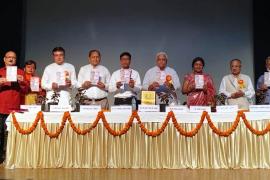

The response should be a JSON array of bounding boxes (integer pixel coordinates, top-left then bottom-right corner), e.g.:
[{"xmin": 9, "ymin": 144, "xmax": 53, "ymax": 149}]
[
  {"xmin": 108, "ymin": 71, "xmax": 117, "ymax": 93},
  {"xmin": 104, "ymin": 69, "xmax": 111, "ymax": 91},
  {"xmin": 41, "ymin": 67, "xmax": 52, "ymax": 91},
  {"xmin": 77, "ymin": 67, "xmax": 85, "ymax": 88},
  {"xmin": 142, "ymin": 70, "xmax": 151, "ymax": 90},
  {"xmin": 131, "ymin": 71, "xmax": 142, "ymax": 94},
  {"xmin": 172, "ymin": 70, "xmax": 181, "ymax": 90},
  {"xmin": 244, "ymin": 77, "xmax": 255, "ymax": 99},
  {"xmin": 219, "ymin": 77, "xmax": 232, "ymax": 98},
  {"xmin": 70, "ymin": 66, "xmax": 77, "ymax": 88}
]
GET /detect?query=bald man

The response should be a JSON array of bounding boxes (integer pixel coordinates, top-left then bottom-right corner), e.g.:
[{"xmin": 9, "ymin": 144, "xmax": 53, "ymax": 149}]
[
  {"xmin": 142, "ymin": 52, "xmax": 181, "ymax": 91},
  {"xmin": 0, "ymin": 51, "xmax": 29, "ymax": 162},
  {"xmin": 142, "ymin": 52, "xmax": 181, "ymax": 104},
  {"xmin": 219, "ymin": 59, "xmax": 255, "ymax": 109}
]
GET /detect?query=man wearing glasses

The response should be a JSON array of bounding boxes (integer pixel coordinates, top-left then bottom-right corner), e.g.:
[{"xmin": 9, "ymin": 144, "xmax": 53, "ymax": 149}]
[{"xmin": 0, "ymin": 51, "xmax": 28, "ymax": 163}]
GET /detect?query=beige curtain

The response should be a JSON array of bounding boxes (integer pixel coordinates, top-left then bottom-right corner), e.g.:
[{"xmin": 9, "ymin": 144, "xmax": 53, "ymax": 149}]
[{"xmin": 5, "ymin": 120, "xmax": 270, "ymax": 169}]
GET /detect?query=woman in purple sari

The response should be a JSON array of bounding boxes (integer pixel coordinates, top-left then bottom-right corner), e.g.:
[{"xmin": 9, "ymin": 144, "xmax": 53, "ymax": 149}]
[{"xmin": 182, "ymin": 57, "xmax": 216, "ymax": 106}]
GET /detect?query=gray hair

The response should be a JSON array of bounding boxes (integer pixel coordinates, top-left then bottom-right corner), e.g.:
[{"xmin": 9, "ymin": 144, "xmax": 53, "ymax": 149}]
[
  {"xmin": 156, "ymin": 52, "xmax": 168, "ymax": 60},
  {"xmin": 266, "ymin": 56, "xmax": 270, "ymax": 62}
]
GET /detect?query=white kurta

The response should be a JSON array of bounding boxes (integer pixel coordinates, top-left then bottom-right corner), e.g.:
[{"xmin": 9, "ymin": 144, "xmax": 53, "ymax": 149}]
[
  {"xmin": 77, "ymin": 64, "xmax": 111, "ymax": 99},
  {"xmin": 219, "ymin": 74, "xmax": 255, "ymax": 109},
  {"xmin": 142, "ymin": 66, "xmax": 181, "ymax": 90},
  {"xmin": 41, "ymin": 62, "xmax": 77, "ymax": 105},
  {"xmin": 109, "ymin": 68, "xmax": 141, "ymax": 99}
]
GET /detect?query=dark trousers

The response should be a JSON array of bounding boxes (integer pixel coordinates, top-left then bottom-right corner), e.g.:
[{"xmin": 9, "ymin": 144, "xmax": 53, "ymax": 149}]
[
  {"xmin": 114, "ymin": 98, "xmax": 141, "ymax": 110},
  {"xmin": 0, "ymin": 114, "xmax": 8, "ymax": 158},
  {"xmin": 114, "ymin": 97, "xmax": 133, "ymax": 105}
]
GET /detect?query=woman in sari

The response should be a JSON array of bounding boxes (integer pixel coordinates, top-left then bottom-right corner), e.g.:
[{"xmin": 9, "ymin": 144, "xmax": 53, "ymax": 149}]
[
  {"xmin": 182, "ymin": 57, "xmax": 216, "ymax": 106},
  {"xmin": 23, "ymin": 60, "xmax": 46, "ymax": 105}
]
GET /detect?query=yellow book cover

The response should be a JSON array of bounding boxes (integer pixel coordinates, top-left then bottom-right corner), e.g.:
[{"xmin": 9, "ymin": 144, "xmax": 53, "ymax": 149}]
[{"xmin": 141, "ymin": 91, "xmax": 156, "ymax": 105}]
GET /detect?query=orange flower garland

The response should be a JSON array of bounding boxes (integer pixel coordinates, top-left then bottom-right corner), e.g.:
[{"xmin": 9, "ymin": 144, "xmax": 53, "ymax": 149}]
[
  {"xmin": 136, "ymin": 111, "xmax": 171, "ymax": 137},
  {"xmin": 241, "ymin": 112, "xmax": 270, "ymax": 135},
  {"xmin": 66, "ymin": 112, "xmax": 100, "ymax": 135},
  {"xmin": 100, "ymin": 111, "xmax": 134, "ymax": 136},
  {"xmin": 171, "ymin": 111, "xmax": 206, "ymax": 137},
  {"xmin": 12, "ymin": 111, "xmax": 42, "ymax": 135},
  {"xmin": 206, "ymin": 112, "xmax": 241, "ymax": 137},
  {"xmin": 39, "ymin": 112, "xmax": 68, "ymax": 138},
  {"xmin": 11, "ymin": 110, "xmax": 270, "ymax": 138}
]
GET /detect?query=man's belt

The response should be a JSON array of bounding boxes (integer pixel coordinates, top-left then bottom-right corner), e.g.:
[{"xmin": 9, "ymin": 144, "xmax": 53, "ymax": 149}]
[{"xmin": 85, "ymin": 97, "xmax": 107, "ymax": 101}]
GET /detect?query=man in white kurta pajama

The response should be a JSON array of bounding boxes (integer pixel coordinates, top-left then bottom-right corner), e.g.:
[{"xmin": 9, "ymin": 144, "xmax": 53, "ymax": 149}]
[{"xmin": 219, "ymin": 59, "xmax": 255, "ymax": 110}]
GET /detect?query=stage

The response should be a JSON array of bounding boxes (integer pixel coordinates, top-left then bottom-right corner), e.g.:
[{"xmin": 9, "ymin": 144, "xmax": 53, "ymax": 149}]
[
  {"xmin": 4, "ymin": 111, "xmax": 270, "ymax": 169},
  {"xmin": 0, "ymin": 167, "xmax": 270, "ymax": 180}
]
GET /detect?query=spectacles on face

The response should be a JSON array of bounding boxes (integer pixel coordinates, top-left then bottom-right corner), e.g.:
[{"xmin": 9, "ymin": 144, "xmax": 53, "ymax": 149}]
[{"xmin": 5, "ymin": 56, "xmax": 16, "ymax": 60}]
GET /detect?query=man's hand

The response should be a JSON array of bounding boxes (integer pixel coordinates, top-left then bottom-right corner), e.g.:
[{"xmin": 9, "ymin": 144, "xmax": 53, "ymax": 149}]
[
  {"xmin": 237, "ymin": 91, "xmax": 245, "ymax": 97},
  {"xmin": 231, "ymin": 91, "xmax": 245, "ymax": 99},
  {"xmin": 0, "ymin": 78, "xmax": 6, "ymax": 85},
  {"xmin": 116, "ymin": 81, "xmax": 122, "ymax": 89},
  {"xmin": 52, "ymin": 82, "xmax": 59, "ymax": 91},
  {"xmin": 17, "ymin": 75, "xmax": 24, "ymax": 82},
  {"xmin": 65, "ymin": 79, "xmax": 72, "ymax": 87},
  {"xmin": 164, "ymin": 81, "xmax": 170, "ymax": 87},
  {"xmin": 129, "ymin": 79, "xmax": 135, "ymax": 88},
  {"xmin": 148, "ymin": 82, "xmax": 159, "ymax": 91},
  {"xmin": 82, "ymin": 81, "xmax": 91, "ymax": 89},
  {"xmin": 97, "ymin": 81, "xmax": 105, "ymax": 90},
  {"xmin": 260, "ymin": 84, "xmax": 268, "ymax": 91}
]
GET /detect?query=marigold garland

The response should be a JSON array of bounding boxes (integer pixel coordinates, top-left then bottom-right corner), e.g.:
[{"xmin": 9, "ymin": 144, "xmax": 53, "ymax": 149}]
[
  {"xmin": 40, "ymin": 112, "xmax": 67, "ymax": 138},
  {"xmin": 136, "ymin": 111, "xmax": 171, "ymax": 137},
  {"xmin": 100, "ymin": 111, "xmax": 134, "ymax": 136},
  {"xmin": 11, "ymin": 110, "xmax": 270, "ymax": 138},
  {"xmin": 66, "ymin": 112, "xmax": 100, "ymax": 135},
  {"xmin": 205, "ymin": 111, "xmax": 241, "ymax": 137},
  {"xmin": 171, "ymin": 111, "xmax": 206, "ymax": 137},
  {"xmin": 12, "ymin": 111, "xmax": 42, "ymax": 135},
  {"xmin": 241, "ymin": 112, "xmax": 270, "ymax": 135}
]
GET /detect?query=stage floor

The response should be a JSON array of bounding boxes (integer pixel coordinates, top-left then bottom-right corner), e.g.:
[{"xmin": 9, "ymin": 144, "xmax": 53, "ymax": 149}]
[{"xmin": 0, "ymin": 165, "xmax": 270, "ymax": 180}]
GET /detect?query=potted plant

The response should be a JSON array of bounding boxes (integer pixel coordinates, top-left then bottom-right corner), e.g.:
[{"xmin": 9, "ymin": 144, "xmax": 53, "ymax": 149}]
[
  {"xmin": 157, "ymin": 92, "xmax": 172, "ymax": 112},
  {"xmin": 70, "ymin": 88, "xmax": 86, "ymax": 112},
  {"xmin": 48, "ymin": 91, "xmax": 60, "ymax": 112},
  {"xmin": 213, "ymin": 93, "xmax": 227, "ymax": 112},
  {"xmin": 37, "ymin": 94, "xmax": 48, "ymax": 112}
]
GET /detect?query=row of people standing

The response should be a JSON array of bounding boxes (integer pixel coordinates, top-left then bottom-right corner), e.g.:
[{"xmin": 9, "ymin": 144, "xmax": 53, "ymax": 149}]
[
  {"xmin": 41, "ymin": 48, "xmax": 180, "ymax": 109},
  {"xmin": 1, "ymin": 48, "xmax": 269, "ymax": 161},
  {"xmin": 40, "ymin": 47, "xmax": 257, "ymax": 110},
  {"xmin": 0, "ymin": 47, "xmax": 260, "ymax": 114},
  {"xmin": 1, "ymin": 48, "xmax": 269, "ymax": 162}
]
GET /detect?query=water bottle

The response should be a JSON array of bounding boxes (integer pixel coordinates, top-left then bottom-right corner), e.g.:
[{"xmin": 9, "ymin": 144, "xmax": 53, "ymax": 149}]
[{"xmin": 131, "ymin": 97, "xmax": 137, "ymax": 111}]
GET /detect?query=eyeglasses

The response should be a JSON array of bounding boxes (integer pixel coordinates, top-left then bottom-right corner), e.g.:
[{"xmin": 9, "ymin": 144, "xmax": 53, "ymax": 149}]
[{"xmin": 5, "ymin": 56, "xmax": 16, "ymax": 59}]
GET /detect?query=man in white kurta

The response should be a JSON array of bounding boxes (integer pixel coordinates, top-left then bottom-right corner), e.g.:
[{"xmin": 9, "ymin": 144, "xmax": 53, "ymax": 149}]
[
  {"xmin": 142, "ymin": 52, "xmax": 181, "ymax": 104},
  {"xmin": 219, "ymin": 59, "xmax": 255, "ymax": 110},
  {"xmin": 77, "ymin": 50, "xmax": 110, "ymax": 109},
  {"xmin": 41, "ymin": 47, "xmax": 77, "ymax": 105},
  {"xmin": 109, "ymin": 52, "xmax": 141, "ymax": 105}
]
